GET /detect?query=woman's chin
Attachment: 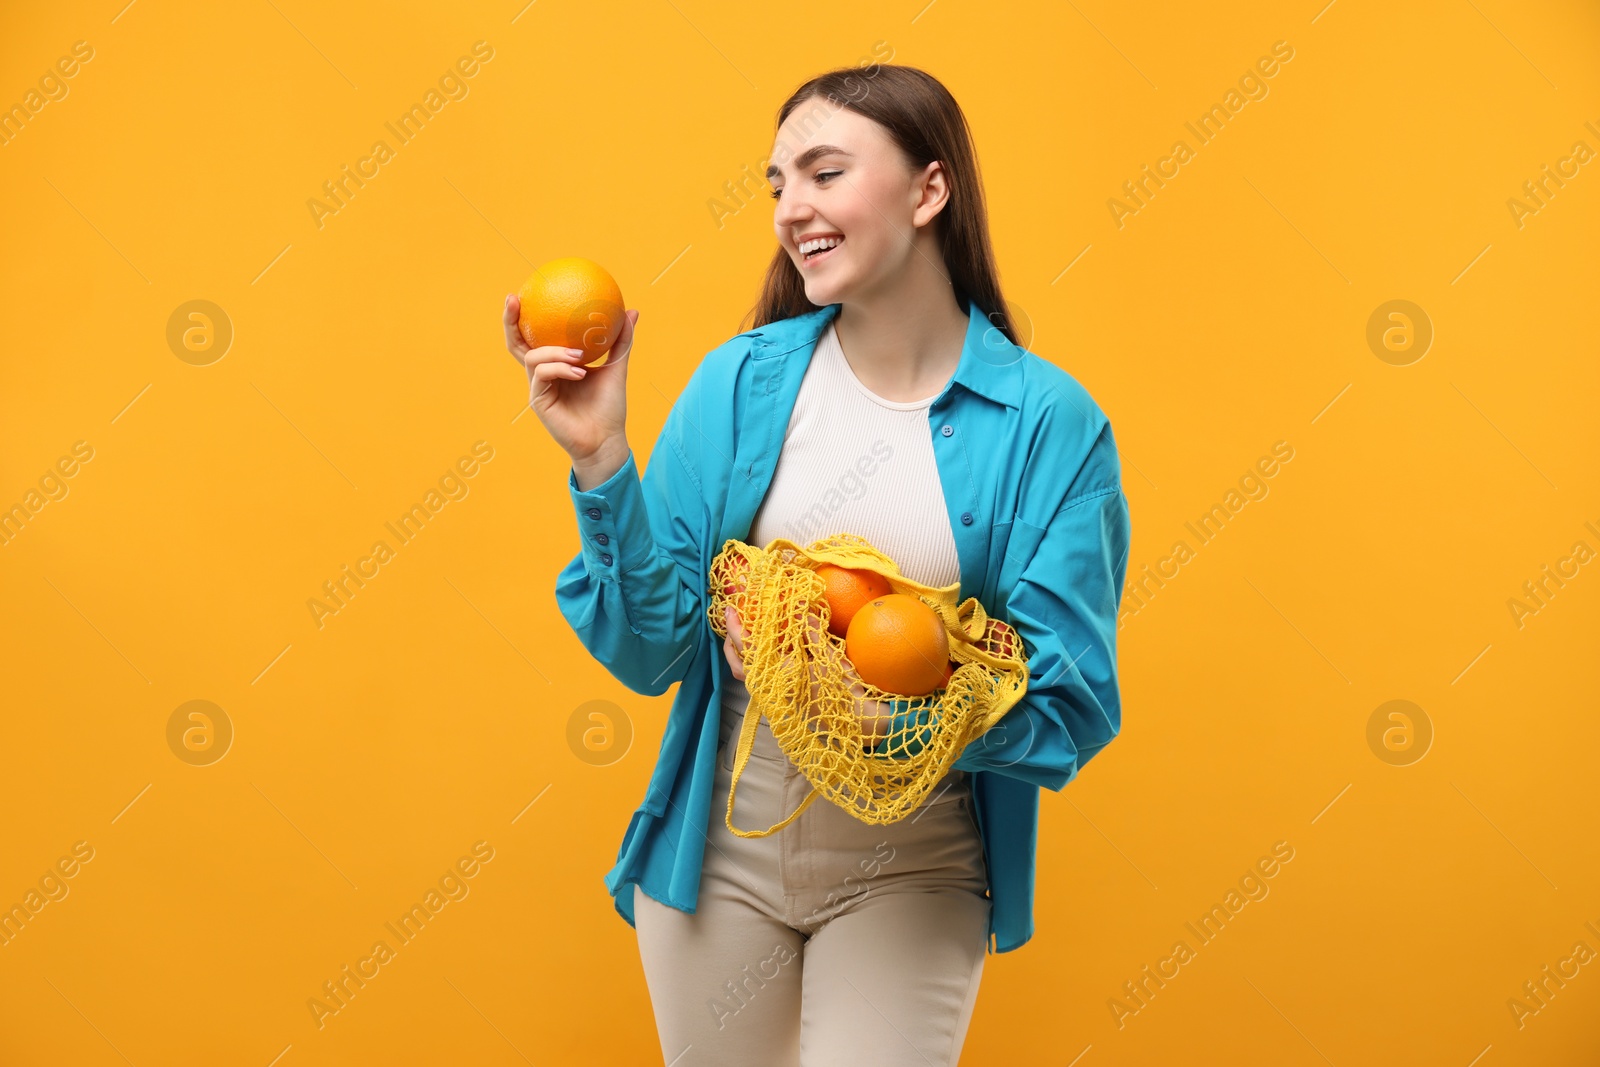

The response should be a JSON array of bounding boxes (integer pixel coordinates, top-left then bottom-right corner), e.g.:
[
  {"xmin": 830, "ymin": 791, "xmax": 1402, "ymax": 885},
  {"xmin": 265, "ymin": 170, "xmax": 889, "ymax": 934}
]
[{"xmin": 802, "ymin": 276, "xmax": 848, "ymax": 306}]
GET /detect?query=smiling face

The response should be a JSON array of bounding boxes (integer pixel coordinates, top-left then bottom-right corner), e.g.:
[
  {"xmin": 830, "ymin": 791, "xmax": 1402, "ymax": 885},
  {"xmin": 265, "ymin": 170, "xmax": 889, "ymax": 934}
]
[{"xmin": 766, "ymin": 97, "xmax": 949, "ymax": 306}]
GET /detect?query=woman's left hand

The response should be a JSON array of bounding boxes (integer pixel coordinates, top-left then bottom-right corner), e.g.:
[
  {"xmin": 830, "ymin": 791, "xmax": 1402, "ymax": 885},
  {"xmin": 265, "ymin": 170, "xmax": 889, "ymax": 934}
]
[
  {"xmin": 730, "ymin": 603, "xmax": 891, "ymax": 746},
  {"xmin": 792, "ymin": 608, "xmax": 893, "ymax": 744}
]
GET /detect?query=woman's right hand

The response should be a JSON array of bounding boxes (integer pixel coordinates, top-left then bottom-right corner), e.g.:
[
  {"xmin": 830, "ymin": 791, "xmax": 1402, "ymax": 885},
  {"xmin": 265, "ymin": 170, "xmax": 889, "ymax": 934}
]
[
  {"xmin": 723, "ymin": 605, "xmax": 749, "ymax": 682},
  {"xmin": 503, "ymin": 293, "xmax": 638, "ymax": 467}
]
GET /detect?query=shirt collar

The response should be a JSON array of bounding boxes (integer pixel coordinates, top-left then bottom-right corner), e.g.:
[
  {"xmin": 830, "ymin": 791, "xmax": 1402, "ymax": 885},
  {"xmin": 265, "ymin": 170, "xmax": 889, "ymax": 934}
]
[{"xmin": 751, "ymin": 297, "xmax": 1024, "ymax": 411}]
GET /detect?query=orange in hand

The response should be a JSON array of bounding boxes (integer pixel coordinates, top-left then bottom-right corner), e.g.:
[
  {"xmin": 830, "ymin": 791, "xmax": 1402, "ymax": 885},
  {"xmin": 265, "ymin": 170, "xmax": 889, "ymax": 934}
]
[
  {"xmin": 845, "ymin": 593, "xmax": 951, "ymax": 697},
  {"xmin": 813, "ymin": 564, "xmax": 893, "ymax": 638},
  {"xmin": 518, "ymin": 257, "xmax": 626, "ymax": 365}
]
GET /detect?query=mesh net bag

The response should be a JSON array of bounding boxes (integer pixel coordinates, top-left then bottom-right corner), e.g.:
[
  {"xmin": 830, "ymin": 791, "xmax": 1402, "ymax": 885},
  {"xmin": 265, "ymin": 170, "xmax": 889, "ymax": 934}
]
[{"xmin": 706, "ymin": 532, "xmax": 1029, "ymax": 838}]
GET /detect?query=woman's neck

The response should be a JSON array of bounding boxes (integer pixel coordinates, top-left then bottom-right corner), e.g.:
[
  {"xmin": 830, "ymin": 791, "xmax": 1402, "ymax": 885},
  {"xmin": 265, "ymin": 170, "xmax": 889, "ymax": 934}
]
[{"xmin": 832, "ymin": 289, "xmax": 969, "ymax": 404}]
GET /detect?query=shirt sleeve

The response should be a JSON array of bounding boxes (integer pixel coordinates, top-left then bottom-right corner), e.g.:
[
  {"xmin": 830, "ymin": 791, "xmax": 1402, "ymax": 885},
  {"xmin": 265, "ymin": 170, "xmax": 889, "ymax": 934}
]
[
  {"xmin": 949, "ymin": 423, "xmax": 1132, "ymax": 790},
  {"xmin": 553, "ymin": 404, "xmax": 709, "ymax": 697}
]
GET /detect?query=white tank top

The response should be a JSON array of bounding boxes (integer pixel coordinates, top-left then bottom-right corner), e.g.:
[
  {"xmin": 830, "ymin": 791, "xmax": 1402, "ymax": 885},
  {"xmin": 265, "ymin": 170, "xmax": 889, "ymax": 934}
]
[{"xmin": 720, "ymin": 319, "xmax": 961, "ymax": 720}]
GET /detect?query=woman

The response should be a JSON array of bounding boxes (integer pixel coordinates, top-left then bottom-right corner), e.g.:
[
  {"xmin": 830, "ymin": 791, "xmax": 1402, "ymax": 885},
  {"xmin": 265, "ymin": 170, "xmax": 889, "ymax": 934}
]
[{"xmin": 503, "ymin": 65, "xmax": 1131, "ymax": 1066}]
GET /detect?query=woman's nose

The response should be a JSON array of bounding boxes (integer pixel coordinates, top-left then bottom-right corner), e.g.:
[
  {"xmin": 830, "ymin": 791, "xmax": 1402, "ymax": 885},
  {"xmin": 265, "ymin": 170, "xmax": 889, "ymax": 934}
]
[{"xmin": 772, "ymin": 191, "xmax": 809, "ymax": 229}]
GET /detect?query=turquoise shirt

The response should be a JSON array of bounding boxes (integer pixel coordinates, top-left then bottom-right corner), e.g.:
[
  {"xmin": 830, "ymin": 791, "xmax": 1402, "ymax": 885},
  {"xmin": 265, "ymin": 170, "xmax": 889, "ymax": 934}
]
[{"xmin": 557, "ymin": 297, "xmax": 1131, "ymax": 954}]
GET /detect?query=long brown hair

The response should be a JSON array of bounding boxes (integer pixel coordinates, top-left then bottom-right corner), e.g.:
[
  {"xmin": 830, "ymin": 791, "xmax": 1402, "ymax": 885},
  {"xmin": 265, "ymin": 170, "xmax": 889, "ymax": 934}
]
[{"xmin": 742, "ymin": 64, "xmax": 1016, "ymax": 345}]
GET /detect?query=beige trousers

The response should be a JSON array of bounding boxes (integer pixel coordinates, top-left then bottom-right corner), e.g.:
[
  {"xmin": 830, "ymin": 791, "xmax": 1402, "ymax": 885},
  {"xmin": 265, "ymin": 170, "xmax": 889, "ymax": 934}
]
[{"xmin": 632, "ymin": 701, "xmax": 991, "ymax": 1066}]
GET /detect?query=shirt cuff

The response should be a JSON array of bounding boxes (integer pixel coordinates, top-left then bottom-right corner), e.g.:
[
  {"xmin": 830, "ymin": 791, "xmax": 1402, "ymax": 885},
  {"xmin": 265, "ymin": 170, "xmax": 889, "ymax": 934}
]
[{"xmin": 567, "ymin": 448, "xmax": 649, "ymax": 577}]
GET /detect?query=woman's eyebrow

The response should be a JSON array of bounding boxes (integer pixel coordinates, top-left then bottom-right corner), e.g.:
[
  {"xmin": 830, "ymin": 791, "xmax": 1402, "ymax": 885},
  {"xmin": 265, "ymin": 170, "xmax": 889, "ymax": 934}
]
[{"xmin": 766, "ymin": 145, "xmax": 853, "ymax": 181}]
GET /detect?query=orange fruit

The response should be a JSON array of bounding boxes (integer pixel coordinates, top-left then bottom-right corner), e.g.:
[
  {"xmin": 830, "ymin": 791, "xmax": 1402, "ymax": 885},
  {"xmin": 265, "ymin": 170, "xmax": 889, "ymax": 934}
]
[
  {"xmin": 517, "ymin": 257, "xmax": 625, "ymax": 365},
  {"xmin": 845, "ymin": 593, "xmax": 951, "ymax": 696},
  {"xmin": 813, "ymin": 564, "xmax": 893, "ymax": 638}
]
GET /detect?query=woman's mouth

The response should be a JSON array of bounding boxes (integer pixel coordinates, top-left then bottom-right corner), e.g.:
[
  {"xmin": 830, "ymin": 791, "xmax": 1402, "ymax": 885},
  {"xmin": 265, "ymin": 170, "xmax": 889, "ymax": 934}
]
[{"xmin": 799, "ymin": 236, "xmax": 844, "ymax": 268}]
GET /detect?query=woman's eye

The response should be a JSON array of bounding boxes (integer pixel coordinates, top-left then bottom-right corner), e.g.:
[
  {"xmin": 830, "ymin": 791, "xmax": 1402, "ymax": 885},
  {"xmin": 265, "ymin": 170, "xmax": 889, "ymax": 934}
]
[{"xmin": 768, "ymin": 170, "xmax": 843, "ymax": 199}]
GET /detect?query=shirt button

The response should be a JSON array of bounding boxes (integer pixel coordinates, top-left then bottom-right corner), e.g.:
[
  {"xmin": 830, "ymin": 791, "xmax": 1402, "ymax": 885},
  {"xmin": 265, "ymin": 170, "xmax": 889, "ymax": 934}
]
[
  {"xmin": 585, "ymin": 507, "xmax": 601, "ymax": 520},
  {"xmin": 941, "ymin": 424, "xmax": 954, "ymax": 437},
  {"xmin": 600, "ymin": 552, "xmax": 613, "ymax": 565},
  {"xmin": 595, "ymin": 533, "xmax": 609, "ymax": 545},
  {"xmin": 961, "ymin": 512, "xmax": 974, "ymax": 525}
]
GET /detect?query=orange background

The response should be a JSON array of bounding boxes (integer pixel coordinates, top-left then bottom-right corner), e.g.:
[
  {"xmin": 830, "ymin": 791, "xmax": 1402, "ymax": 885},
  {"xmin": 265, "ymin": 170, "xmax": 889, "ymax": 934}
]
[{"xmin": 2, "ymin": 1, "xmax": 1598, "ymax": 1064}]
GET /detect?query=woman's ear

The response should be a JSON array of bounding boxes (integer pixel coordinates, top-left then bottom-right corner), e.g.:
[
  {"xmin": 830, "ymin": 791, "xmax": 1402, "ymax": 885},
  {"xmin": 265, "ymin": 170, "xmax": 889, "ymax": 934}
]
[{"xmin": 912, "ymin": 160, "xmax": 950, "ymax": 230}]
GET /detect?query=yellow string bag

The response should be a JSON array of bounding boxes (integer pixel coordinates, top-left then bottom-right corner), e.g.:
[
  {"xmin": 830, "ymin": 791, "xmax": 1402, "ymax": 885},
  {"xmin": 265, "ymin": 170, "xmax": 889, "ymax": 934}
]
[{"xmin": 706, "ymin": 532, "xmax": 1029, "ymax": 838}]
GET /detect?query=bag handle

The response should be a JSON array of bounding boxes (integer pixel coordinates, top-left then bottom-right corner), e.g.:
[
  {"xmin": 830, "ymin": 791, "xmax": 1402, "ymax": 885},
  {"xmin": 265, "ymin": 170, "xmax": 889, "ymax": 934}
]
[{"xmin": 724, "ymin": 706, "xmax": 822, "ymax": 837}]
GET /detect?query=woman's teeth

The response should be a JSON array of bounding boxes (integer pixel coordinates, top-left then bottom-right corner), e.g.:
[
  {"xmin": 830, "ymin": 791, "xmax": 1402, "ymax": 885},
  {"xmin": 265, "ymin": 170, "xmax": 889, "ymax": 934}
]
[{"xmin": 801, "ymin": 236, "xmax": 843, "ymax": 261}]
